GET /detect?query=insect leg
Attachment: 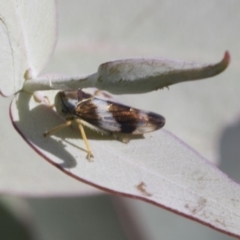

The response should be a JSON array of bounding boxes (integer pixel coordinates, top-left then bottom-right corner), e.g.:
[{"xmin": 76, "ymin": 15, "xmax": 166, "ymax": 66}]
[
  {"xmin": 43, "ymin": 120, "xmax": 72, "ymax": 137},
  {"xmin": 93, "ymin": 89, "xmax": 113, "ymax": 99},
  {"xmin": 43, "ymin": 96, "xmax": 55, "ymax": 108},
  {"xmin": 75, "ymin": 119, "xmax": 94, "ymax": 160},
  {"xmin": 112, "ymin": 134, "xmax": 130, "ymax": 143},
  {"xmin": 32, "ymin": 92, "xmax": 54, "ymax": 107}
]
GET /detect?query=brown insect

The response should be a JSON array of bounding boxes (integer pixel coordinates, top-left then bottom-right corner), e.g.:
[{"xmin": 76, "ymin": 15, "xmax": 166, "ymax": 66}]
[{"xmin": 44, "ymin": 89, "xmax": 165, "ymax": 160}]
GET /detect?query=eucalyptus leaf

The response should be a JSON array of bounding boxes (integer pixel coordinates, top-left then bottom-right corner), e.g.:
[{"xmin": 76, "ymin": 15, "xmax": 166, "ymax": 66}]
[
  {"xmin": 23, "ymin": 52, "xmax": 229, "ymax": 94},
  {"xmin": 0, "ymin": 0, "xmax": 56, "ymax": 96},
  {"xmin": 10, "ymin": 90, "xmax": 240, "ymax": 237}
]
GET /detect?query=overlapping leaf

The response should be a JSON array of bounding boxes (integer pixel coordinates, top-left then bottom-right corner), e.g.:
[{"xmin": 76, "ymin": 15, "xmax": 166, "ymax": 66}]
[{"xmin": 0, "ymin": 0, "xmax": 56, "ymax": 96}]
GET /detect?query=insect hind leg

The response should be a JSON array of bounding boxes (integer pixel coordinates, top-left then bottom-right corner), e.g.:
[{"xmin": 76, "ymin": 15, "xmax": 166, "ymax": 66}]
[
  {"xmin": 112, "ymin": 133, "xmax": 130, "ymax": 143},
  {"xmin": 75, "ymin": 119, "xmax": 94, "ymax": 160},
  {"xmin": 44, "ymin": 119, "xmax": 94, "ymax": 161}
]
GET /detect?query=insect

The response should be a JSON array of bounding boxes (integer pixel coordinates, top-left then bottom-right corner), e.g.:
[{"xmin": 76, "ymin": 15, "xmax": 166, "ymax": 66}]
[{"xmin": 44, "ymin": 89, "xmax": 165, "ymax": 160}]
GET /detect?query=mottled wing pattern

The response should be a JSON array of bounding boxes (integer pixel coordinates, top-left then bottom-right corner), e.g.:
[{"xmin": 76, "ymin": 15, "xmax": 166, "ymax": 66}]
[{"xmin": 74, "ymin": 97, "xmax": 165, "ymax": 134}]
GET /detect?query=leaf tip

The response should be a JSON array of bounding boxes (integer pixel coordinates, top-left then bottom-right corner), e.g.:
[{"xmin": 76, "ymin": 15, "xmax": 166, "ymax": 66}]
[{"xmin": 223, "ymin": 51, "xmax": 230, "ymax": 68}]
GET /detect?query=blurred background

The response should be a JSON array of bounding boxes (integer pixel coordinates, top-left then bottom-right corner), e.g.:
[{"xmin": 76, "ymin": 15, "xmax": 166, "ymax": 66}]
[{"xmin": 1, "ymin": 0, "xmax": 240, "ymax": 239}]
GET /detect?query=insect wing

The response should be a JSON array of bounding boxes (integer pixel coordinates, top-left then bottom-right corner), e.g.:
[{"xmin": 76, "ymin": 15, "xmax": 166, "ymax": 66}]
[{"xmin": 74, "ymin": 97, "xmax": 165, "ymax": 134}]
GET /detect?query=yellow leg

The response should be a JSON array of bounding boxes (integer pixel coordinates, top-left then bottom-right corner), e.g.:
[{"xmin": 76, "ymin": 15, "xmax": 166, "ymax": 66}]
[
  {"xmin": 44, "ymin": 96, "xmax": 55, "ymax": 108},
  {"xmin": 112, "ymin": 133, "xmax": 130, "ymax": 143},
  {"xmin": 93, "ymin": 89, "xmax": 112, "ymax": 99},
  {"xmin": 43, "ymin": 120, "xmax": 72, "ymax": 137},
  {"xmin": 44, "ymin": 119, "xmax": 94, "ymax": 161},
  {"xmin": 76, "ymin": 119, "xmax": 94, "ymax": 160},
  {"xmin": 33, "ymin": 92, "xmax": 54, "ymax": 107}
]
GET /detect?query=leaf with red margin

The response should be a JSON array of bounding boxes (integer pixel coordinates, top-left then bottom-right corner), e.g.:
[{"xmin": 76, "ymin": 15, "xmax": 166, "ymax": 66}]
[{"xmin": 10, "ymin": 90, "xmax": 240, "ymax": 238}]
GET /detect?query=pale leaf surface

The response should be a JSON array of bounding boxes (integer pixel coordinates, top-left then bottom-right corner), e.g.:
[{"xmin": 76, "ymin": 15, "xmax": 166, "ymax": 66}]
[
  {"xmin": 93, "ymin": 52, "xmax": 229, "ymax": 94},
  {"xmin": 0, "ymin": 0, "xmax": 56, "ymax": 96},
  {"xmin": 22, "ymin": 52, "xmax": 229, "ymax": 93},
  {"xmin": 10, "ymin": 90, "xmax": 240, "ymax": 237}
]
